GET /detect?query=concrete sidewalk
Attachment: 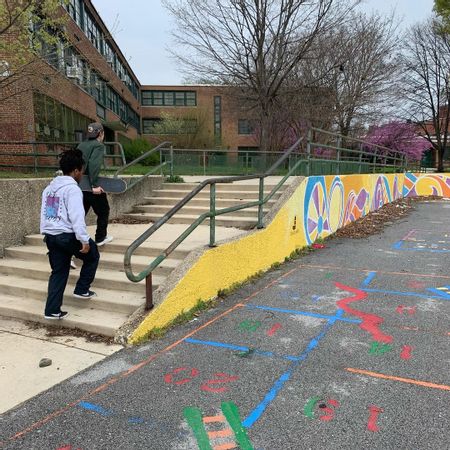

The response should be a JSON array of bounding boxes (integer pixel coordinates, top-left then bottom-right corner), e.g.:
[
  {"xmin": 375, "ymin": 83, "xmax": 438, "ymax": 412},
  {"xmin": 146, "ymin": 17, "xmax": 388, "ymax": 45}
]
[{"xmin": 1, "ymin": 201, "xmax": 449, "ymax": 449}]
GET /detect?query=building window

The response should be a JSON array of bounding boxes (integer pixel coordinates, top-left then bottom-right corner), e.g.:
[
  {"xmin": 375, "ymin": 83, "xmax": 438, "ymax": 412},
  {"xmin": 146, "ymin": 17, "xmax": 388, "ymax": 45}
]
[
  {"xmin": 141, "ymin": 90, "xmax": 197, "ymax": 107},
  {"xmin": 96, "ymin": 103, "xmax": 106, "ymax": 120},
  {"xmin": 238, "ymin": 119, "xmax": 255, "ymax": 135},
  {"xmin": 33, "ymin": 92, "xmax": 91, "ymax": 142},
  {"xmin": 142, "ymin": 118, "xmax": 162, "ymax": 134}
]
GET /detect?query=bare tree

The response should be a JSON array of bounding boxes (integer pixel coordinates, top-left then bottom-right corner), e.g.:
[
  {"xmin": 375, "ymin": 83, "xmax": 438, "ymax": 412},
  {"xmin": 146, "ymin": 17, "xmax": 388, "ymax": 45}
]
[
  {"xmin": 297, "ymin": 11, "xmax": 400, "ymax": 138},
  {"xmin": 400, "ymin": 19, "xmax": 450, "ymax": 172},
  {"xmin": 163, "ymin": 0, "xmax": 360, "ymax": 151}
]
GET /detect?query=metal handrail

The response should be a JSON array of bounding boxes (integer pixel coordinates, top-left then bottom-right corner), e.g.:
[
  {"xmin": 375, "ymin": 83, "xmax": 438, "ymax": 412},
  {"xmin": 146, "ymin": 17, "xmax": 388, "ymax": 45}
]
[
  {"xmin": 124, "ymin": 137, "xmax": 304, "ymax": 309},
  {"xmin": 113, "ymin": 141, "xmax": 173, "ymax": 191}
]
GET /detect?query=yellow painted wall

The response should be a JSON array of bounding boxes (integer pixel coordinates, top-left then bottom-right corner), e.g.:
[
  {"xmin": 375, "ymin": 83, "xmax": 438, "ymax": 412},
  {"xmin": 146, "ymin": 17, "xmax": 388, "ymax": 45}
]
[{"xmin": 129, "ymin": 172, "xmax": 450, "ymax": 343}]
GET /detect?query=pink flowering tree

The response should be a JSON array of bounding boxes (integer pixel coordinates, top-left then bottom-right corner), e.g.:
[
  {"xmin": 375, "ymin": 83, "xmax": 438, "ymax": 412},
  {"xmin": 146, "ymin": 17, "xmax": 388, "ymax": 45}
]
[{"xmin": 363, "ymin": 121, "xmax": 431, "ymax": 162}]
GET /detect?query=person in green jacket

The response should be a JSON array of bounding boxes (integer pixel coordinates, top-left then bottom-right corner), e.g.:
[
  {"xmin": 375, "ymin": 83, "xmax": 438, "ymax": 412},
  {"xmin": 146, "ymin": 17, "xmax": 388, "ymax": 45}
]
[{"xmin": 77, "ymin": 122, "xmax": 113, "ymax": 246}]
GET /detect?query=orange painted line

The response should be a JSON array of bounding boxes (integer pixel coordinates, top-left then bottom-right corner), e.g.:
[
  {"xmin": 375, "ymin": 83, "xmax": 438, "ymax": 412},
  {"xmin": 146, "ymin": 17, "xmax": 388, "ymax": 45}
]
[
  {"xmin": 346, "ymin": 368, "xmax": 450, "ymax": 391},
  {"xmin": 297, "ymin": 264, "xmax": 450, "ymax": 280},
  {"xmin": 4, "ymin": 268, "xmax": 296, "ymax": 445},
  {"xmin": 208, "ymin": 429, "xmax": 233, "ymax": 438},
  {"xmin": 213, "ymin": 443, "xmax": 237, "ymax": 450},
  {"xmin": 203, "ymin": 415, "xmax": 226, "ymax": 424}
]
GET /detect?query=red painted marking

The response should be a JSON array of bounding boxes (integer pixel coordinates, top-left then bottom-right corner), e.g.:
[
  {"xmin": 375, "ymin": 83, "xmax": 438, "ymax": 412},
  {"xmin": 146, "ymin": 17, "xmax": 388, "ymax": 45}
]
[
  {"xmin": 396, "ymin": 305, "xmax": 417, "ymax": 315},
  {"xmin": 267, "ymin": 323, "xmax": 282, "ymax": 336},
  {"xmin": 400, "ymin": 345, "xmax": 413, "ymax": 360},
  {"xmin": 336, "ymin": 283, "xmax": 393, "ymax": 344},
  {"xmin": 200, "ymin": 373, "xmax": 239, "ymax": 393},
  {"xmin": 319, "ymin": 399, "xmax": 339, "ymax": 422},
  {"xmin": 164, "ymin": 367, "xmax": 200, "ymax": 385},
  {"xmin": 367, "ymin": 405, "xmax": 383, "ymax": 432},
  {"xmin": 402, "ymin": 230, "xmax": 417, "ymax": 241},
  {"xmin": 56, "ymin": 446, "xmax": 81, "ymax": 450},
  {"xmin": 312, "ymin": 243, "xmax": 326, "ymax": 249},
  {"xmin": 407, "ymin": 280, "xmax": 426, "ymax": 289}
]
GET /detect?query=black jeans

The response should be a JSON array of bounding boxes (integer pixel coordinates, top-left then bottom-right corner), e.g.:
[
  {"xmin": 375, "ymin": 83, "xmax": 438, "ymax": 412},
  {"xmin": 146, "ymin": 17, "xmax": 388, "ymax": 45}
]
[
  {"xmin": 83, "ymin": 192, "xmax": 110, "ymax": 243},
  {"xmin": 44, "ymin": 233, "xmax": 99, "ymax": 315}
]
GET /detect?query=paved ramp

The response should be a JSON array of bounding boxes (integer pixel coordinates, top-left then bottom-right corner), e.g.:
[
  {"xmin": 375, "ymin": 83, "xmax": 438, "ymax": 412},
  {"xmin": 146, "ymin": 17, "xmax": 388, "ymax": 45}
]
[{"xmin": 1, "ymin": 201, "xmax": 449, "ymax": 449}]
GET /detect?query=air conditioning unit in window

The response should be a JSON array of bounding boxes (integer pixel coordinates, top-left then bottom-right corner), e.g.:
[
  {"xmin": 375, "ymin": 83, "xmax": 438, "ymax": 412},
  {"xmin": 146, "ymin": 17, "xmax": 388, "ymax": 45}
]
[{"xmin": 66, "ymin": 66, "xmax": 81, "ymax": 79}]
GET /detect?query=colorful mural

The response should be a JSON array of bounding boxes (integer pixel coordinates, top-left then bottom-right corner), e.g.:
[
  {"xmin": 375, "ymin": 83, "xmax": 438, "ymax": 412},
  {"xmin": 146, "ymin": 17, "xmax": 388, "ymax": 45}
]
[
  {"xmin": 130, "ymin": 172, "xmax": 450, "ymax": 343},
  {"xmin": 303, "ymin": 174, "xmax": 402, "ymax": 244},
  {"xmin": 403, "ymin": 173, "xmax": 450, "ymax": 198}
]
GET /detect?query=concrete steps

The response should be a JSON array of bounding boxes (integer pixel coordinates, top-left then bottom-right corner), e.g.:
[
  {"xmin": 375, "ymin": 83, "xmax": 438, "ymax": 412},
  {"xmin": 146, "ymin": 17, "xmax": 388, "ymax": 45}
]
[
  {"xmin": 0, "ymin": 178, "xmax": 289, "ymax": 338},
  {"xmin": 124, "ymin": 182, "xmax": 287, "ymax": 228}
]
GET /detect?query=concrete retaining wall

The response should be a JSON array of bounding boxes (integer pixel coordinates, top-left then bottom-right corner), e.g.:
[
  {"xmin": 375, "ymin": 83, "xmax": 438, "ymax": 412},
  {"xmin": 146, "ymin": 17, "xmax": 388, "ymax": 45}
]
[{"xmin": 0, "ymin": 175, "xmax": 163, "ymax": 256}]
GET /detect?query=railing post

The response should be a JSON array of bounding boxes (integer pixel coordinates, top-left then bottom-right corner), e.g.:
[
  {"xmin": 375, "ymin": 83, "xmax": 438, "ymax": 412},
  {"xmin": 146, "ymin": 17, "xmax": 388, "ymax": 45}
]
[
  {"xmin": 203, "ymin": 151, "xmax": 206, "ymax": 176},
  {"xmin": 306, "ymin": 129, "xmax": 312, "ymax": 176},
  {"xmin": 32, "ymin": 143, "xmax": 38, "ymax": 174},
  {"xmin": 145, "ymin": 273, "xmax": 154, "ymax": 310},
  {"xmin": 358, "ymin": 143, "xmax": 363, "ymax": 174},
  {"xmin": 257, "ymin": 176, "xmax": 264, "ymax": 229},
  {"xmin": 209, "ymin": 183, "xmax": 216, "ymax": 247},
  {"xmin": 170, "ymin": 145, "xmax": 174, "ymax": 178}
]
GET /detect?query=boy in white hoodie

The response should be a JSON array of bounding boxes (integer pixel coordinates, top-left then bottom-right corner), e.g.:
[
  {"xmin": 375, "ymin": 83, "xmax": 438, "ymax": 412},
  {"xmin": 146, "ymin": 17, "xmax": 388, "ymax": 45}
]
[{"xmin": 40, "ymin": 149, "xmax": 100, "ymax": 319}]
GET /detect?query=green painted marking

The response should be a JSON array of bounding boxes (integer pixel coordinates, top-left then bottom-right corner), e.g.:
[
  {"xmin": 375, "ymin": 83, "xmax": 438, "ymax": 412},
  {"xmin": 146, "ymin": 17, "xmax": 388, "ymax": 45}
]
[
  {"xmin": 237, "ymin": 348, "xmax": 256, "ymax": 358},
  {"xmin": 324, "ymin": 273, "xmax": 333, "ymax": 279},
  {"xmin": 369, "ymin": 342, "xmax": 392, "ymax": 355},
  {"xmin": 238, "ymin": 320, "xmax": 262, "ymax": 332},
  {"xmin": 183, "ymin": 407, "xmax": 213, "ymax": 450},
  {"xmin": 221, "ymin": 402, "xmax": 253, "ymax": 450},
  {"xmin": 304, "ymin": 396, "xmax": 321, "ymax": 418}
]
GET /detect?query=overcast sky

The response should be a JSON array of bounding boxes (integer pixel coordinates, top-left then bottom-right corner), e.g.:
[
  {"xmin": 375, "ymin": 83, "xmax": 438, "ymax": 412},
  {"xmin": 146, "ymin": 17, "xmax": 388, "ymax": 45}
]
[{"xmin": 92, "ymin": 0, "xmax": 435, "ymax": 85}]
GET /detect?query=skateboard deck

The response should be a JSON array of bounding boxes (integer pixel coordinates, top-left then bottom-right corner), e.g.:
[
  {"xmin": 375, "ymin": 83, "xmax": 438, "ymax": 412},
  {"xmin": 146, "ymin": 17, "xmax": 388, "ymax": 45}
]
[{"xmin": 79, "ymin": 175, "xmax": 126, "ymax": 193}]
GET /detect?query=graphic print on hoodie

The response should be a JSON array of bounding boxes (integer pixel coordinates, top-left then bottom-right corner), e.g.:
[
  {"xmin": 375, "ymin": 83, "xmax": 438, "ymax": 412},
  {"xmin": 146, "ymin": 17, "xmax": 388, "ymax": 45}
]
[{"xmin": 44, "ymin": 194, "xmax": 61, "ymax": 221}]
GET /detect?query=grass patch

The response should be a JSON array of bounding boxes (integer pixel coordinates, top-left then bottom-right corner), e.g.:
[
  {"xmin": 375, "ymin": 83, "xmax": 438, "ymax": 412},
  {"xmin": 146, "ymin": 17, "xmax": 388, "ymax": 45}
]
[{"xmin": 134, "ymin": 298, "xmax": 218, "ymax": 344}]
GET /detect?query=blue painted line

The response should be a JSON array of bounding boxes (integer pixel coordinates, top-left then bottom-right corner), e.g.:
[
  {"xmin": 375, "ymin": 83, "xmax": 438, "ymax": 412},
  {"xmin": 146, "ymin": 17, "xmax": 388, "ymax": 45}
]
[
  {"xmin": 78, "ymin": 401, "xmax": 112, "ymax": 416},
  {"xmin": 128, "ymin": 417, "xmax": 145, "ymax": 424},
  {"xmin": 426, "ymin": 288, "xmax": 450, "ymax": 299},
  {"xmin": 242, "ymin": 310, "xmax": 344, "ymax": 428},
  {"xmin": 396, "ymin": 247, "xmax": 450, "ymax": 253},
  {"xmin": 361, "ymin": 271, "xmax": 377, "ymax": 287},
  {"xmin": 184, "ymin": 338, "xmax": 301, "ymax": 362},
  {"xmin": 392, "ymin": 240, "xmax": 404, "ymax": 250},
  {"xmin": 362, "ymin": 288, "xmax": 449, "ymax": 301},
  {"xmin": 311, "ymin": 295, "xmax": 321, "ymax": 303},
  {"xmin": 245, "ymin": 304, "xmax": 361, "ymax": 324}
]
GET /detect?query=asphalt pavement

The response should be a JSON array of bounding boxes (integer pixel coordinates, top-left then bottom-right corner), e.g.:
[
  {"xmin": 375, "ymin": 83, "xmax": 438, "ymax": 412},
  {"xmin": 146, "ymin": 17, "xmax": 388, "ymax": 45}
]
[{"xmin": 1, "ymin": 201, "xmax": 449, "ymax": 450}]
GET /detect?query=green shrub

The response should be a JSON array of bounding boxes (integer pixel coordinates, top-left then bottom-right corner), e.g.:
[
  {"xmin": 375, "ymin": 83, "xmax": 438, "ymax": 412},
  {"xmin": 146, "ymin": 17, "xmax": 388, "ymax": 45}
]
[
  {"xmin": 165, "ymin": 175, "xmax": 184, "ymax": 183},
  {"xmin": 123, "ymin": 139, "xmax": 159, "ymax": 166}
]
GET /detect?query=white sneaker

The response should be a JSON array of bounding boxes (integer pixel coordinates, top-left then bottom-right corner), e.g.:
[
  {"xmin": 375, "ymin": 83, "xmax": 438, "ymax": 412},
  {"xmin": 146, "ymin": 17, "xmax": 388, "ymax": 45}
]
[
  {"xmin": 96, "ymin": 235, "xmax": 113, "ymax": 247},
  {"xmin": 70, "ymin": 258, "xmax": 77, "ymax": 269}
]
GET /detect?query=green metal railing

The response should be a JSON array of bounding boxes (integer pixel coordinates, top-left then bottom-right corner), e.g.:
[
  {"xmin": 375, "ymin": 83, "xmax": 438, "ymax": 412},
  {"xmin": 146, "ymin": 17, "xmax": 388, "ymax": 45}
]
[
  {"xmin": 114, "ymin": 141, "xmax": 172, "ymax": 191},
  {"xmin": 0, "ymin": 141, "xmax": 125, "ymax": 173},
  {"xmin": 125, "ymin": 138, "xmax": 305, "ymax": 309}
]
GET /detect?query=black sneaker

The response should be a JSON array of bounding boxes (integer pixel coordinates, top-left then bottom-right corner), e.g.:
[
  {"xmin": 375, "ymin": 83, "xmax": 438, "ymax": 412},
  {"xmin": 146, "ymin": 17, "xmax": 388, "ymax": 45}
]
[
  {"xmin": 44, "ymin": 311, "xmax": 68, "ymax": 320},
  {"xmin": 73, "ymin": 290, "xmax": 97, "ymax": 299}
]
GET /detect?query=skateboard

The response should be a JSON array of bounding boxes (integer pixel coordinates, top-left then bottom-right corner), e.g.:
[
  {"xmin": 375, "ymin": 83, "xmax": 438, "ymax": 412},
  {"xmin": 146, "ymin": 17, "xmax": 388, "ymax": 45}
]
[{"xmin": 79, "ymin": 175, "xmax": 127, "ymax": 193}]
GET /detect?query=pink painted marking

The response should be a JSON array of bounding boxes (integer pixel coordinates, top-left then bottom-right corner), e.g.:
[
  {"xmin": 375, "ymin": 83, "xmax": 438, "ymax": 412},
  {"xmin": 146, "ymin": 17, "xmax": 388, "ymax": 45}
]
[
  {"xmin": 200, "ymin": 373, "xmax": 239, "ymax": 393},
  {"xmin": 367, "ymin": 406, "xmax": 383, "ymax": 432},
  {"xmin": 164, "ymin": 367, "xmax": 200, "ymax": 385},
  {"xmin": 336, "ymin": 283, "xmax": 393, "ymax": 344},
  {"xmin": 400, "ymin": 345, "xmax": 413, "ymax": 360},
  {"xmin": 407, "ymin": 280, "xmax": 426, "ymax": 289},
  {"xmin": 396, "ymin": 305, "xmax": 417, "ymax": 315},
  {"xmin": 267, "ymin": 323, "xmax": 282, "ymax": 336},
  {"xmin": 319, "ymin": 399, "xmax": 340, "ymax": 422},
  {"xmin": 402, "ymin": 230, "xmax": 417, "ymax": 241}
]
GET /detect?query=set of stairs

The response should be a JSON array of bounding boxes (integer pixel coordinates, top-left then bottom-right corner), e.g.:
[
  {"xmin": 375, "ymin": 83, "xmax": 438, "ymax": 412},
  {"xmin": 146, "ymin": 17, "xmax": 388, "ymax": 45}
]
[
  {"xmin": 124, "ymin": 182, "xmax": 287, "ymax": 228},
  {"xmin": 0, "ymin": 180, "xmax": 289, "ymax": 337},
  {"xmin": 0, "ymin": 236, "xmax": 190, "ymax": 337}
]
